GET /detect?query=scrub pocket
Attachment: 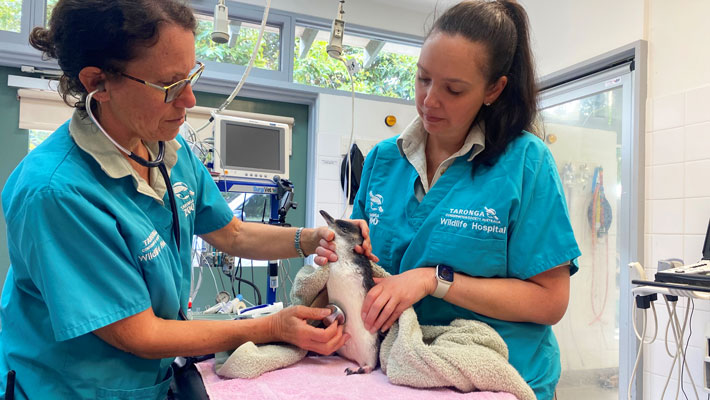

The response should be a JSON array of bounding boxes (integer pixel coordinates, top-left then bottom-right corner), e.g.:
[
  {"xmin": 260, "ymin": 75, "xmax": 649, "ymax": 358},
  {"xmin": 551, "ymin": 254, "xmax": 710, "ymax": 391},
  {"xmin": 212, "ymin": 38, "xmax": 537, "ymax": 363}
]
[
  {"xmin": 96, "ymin": 367, "xmax": 173, "ymax": 400},
  {"xmin": 429, "ymin": 231, "xmax": 507, "ymax": 277}
]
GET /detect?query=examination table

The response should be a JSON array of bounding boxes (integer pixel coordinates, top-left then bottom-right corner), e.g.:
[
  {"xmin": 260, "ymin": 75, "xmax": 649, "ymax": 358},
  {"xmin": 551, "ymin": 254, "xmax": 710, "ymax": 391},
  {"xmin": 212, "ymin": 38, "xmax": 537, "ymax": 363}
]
[{"xmin": 170, "ymin": 355, "xmax": 519, "ymax": 400}]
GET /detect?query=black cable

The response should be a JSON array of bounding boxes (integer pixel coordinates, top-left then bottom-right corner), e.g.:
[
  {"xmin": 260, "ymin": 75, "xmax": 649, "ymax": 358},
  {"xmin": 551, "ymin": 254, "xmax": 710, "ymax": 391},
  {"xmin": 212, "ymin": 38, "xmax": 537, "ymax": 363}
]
[
  {"xmin": 238, "ymin": 257, "xmax": 243, "ymax": 294},
  {"xmin": 261, "ymin": 197, "xmax": 267, "ymax": 223},
  {"xmin": 6, "ymin": 370, "xmax": 15, "ymax": 400},
  {"xmin": 230, "ymin": 259, "xmax": 237, "ymax": 298},
  {"xmin": 241, "ymin": 193, "xmax": 247, "ymax": 222},
  {"xmin": 238, "ymin": 194, "xmax": 247, "ymax": 297},
  {"xmin": 158, "ymin": 163, "xmax": 181, "ymax": 250},
  {"xmin": 216, "ymin": 258, "xmax": 226, "ymax": 290},
  {"xmin": 259, "ymin": 198, "xmax": 267, "ymax": 304},
  {"xmin": 250, "ymin": 259, "xmax": 256, "ymax": 303},
  {"xmin": 232, "ymin": 276, "xmax": 261, "ymax": 305}
]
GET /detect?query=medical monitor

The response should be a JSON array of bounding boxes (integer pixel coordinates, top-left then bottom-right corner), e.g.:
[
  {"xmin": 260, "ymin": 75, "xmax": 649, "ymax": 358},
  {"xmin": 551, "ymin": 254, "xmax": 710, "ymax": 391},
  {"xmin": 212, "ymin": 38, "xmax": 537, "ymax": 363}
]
[{"xmin": 213, "ymin": 114, "xmax": 289, "ymax": 181}]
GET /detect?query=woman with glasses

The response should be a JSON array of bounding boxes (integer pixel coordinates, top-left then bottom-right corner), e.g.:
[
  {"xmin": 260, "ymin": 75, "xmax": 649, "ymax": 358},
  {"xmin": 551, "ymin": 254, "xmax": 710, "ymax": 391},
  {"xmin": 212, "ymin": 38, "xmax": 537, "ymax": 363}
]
[{"xmin": 0, "ymin": 1, "xmax": 373, "ymax": 399}]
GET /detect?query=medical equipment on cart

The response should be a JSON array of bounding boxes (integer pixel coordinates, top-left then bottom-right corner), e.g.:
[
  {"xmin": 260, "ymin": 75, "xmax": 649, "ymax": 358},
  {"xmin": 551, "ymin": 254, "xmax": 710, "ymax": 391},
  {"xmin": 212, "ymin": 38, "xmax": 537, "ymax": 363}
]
[
  {"xmin": 190, "ymin": 175, "xmax": 297, "ymax": 310},
  {"xmin": 212, "ymin": 115, "xmax": 290, "ymax": 181},
  {"xmin": 628, "ymin": 218, "xmax": 710, "ymax": 399}
]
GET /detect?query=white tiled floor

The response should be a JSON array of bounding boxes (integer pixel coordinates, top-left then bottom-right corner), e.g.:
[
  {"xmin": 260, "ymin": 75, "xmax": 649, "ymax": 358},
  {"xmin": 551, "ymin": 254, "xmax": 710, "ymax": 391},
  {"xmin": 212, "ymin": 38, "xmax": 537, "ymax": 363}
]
[
  {"xmin": 556, "ymin": 385, "xmax": 617, "ymax": 400},
  {"xmin": 556, "ymin": 369, "xmax": 618, "ymax": 400}
]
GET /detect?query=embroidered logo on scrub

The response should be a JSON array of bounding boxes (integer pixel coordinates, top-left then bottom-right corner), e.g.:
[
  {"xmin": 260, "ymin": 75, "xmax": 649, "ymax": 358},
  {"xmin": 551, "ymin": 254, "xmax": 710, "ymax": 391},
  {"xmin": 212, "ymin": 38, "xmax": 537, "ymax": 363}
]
[
  {"xmin": 139, "ymin": 229, "xmax": 167, "ymax": 262},
  {"xmin": 441, "ymin": 206, "xmax": 507, "ymax": 235},
  {"xmin": 368, "ymin": 191, "xmax": 384, "ymax": 225},
  {"xmin": 173, "ymin": 182, "xmax": 195, "ymax": 217},
  {"xmin": 484, "ymin": 206, "xmax": 499, "ymax": 221}
]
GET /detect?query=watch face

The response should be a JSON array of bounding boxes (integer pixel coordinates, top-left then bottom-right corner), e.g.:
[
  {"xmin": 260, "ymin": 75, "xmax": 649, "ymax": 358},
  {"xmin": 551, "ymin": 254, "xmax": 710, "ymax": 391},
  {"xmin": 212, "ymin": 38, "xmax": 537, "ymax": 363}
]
[{"xmin": 437, "ymin": 265, "xmax": 454, "ymax": 282}]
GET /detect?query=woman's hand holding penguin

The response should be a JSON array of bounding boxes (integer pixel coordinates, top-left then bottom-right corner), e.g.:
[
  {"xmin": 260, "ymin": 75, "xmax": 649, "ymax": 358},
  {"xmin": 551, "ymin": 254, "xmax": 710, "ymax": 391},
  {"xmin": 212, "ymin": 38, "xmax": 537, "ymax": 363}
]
[
  {"xmin": 361, "ymin": 268, "xmax": 437, "ymax": 333},
  {"xmin": 313, "ymin": 219, "xmax": 379, "ymax": 266},
  {"xmin": 268, "ymin": 305, "xmax": 351, "ymax": 355}
]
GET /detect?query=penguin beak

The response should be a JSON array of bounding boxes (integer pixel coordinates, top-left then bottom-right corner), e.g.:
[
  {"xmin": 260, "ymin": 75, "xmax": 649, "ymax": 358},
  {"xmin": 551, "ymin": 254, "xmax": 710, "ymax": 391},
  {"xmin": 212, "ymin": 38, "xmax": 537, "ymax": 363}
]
[{"xmin": 319, "ymin": 209, "xmax": 336, "ymax": 227}]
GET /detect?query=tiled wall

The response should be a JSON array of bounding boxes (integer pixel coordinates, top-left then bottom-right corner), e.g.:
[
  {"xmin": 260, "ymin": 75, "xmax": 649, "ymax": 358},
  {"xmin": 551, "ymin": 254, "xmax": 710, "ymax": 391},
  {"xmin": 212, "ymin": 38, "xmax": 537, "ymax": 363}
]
[
  {"xmin": 643, "ymin": 84, "xmax": 710, "ymax": 398},
  {"xmin": 312, "ymin": 93, "xmax": 417, "ymax": 225}
]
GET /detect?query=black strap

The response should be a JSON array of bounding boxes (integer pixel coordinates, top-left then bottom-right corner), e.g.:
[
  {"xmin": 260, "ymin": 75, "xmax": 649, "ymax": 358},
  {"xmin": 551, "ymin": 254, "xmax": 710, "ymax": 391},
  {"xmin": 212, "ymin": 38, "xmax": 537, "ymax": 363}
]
[
  {"xmin": 159, "ymin": 163, "xmax": 180, "ymax": 250},
  {"xmin": 6, "ymin": 370, "xmax": 15, "ymax": 400}
]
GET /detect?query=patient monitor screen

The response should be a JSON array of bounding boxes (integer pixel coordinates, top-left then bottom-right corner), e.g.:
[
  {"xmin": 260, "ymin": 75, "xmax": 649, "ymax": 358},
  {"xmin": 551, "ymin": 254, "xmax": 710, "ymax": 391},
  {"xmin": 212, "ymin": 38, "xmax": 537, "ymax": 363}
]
[{"xmin": 223, "ymin": 124, "xmax": 282, "ymax": 172}]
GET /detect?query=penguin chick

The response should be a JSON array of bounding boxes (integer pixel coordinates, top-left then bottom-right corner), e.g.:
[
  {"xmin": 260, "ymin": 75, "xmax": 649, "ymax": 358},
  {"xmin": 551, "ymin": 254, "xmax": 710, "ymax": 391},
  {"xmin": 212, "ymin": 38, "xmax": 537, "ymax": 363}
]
[{"xmin": 320, "ymin": 210, "xmax": 379, "ymax": 375}]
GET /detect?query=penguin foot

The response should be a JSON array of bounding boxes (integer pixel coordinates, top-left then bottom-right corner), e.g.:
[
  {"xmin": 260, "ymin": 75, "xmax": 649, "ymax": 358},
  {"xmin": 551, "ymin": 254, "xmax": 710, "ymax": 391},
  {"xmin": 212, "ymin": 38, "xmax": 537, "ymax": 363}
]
[{"xmin": 345, "ymin": 365, "xmax": 373, "ymax": 375}]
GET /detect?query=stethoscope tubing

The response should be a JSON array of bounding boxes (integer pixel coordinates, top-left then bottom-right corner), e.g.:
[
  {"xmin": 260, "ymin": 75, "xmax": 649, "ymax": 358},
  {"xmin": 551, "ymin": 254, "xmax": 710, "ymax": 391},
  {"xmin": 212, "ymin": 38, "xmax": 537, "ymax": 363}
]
[{"xmin": 85, "ymin": 88, "xmax": 181, "ymax": 250}]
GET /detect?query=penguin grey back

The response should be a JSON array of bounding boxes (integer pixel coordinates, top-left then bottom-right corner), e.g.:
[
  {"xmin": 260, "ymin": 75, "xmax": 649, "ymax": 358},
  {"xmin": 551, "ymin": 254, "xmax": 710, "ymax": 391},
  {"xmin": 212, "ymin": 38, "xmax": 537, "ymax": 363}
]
[{"xmin": 319, "ymin": 210, "xmax": 375, "ymax": 292}]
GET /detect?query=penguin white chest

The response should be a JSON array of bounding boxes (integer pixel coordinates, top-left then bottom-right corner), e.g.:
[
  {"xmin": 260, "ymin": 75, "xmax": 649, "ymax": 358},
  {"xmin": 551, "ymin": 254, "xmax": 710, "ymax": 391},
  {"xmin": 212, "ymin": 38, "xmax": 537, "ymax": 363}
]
[{"xmin": 327, "ymin": 265, "xmax": 379, "ymax": 373}]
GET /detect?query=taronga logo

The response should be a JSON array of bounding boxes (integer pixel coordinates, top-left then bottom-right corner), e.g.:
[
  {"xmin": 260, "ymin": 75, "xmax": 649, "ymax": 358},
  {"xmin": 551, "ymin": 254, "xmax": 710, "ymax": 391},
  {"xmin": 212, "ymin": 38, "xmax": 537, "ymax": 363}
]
[
  {"xmin": 173, "ymin": 182, "xmax": 194, "ymax": 201},
  {"xmin": 369, "ymin": 191, "xmax": 383, "ymax": 213},
  {"xmin": 484, "ymin": 206, "xmax": 499, "ymax": 221},
  {"xmin": 173, "ymin": 182, "xmax": 196, "ymax": 217},
  {"xmin": 368, "ymin": 191, "xmax": 384, "ymax": 225}
]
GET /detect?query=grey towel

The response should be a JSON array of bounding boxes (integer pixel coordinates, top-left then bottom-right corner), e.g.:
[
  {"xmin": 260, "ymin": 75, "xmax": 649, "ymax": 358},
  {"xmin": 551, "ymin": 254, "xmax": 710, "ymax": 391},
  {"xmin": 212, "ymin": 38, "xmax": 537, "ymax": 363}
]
[
  {"xmin": 380, "ymin": 307, "xmax": 535, "ymax": 399},
  {"xmin": 215, "ymin": 264, "xmax": 535, "ymax": 400}
]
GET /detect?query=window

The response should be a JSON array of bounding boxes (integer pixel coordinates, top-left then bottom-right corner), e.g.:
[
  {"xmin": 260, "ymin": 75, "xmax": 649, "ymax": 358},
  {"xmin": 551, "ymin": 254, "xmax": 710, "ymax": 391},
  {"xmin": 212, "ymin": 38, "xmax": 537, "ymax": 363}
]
[
  {"xmin": 293, "ymin": 25, "xmax": 419, "ymax": 100},
  {"xmin": 0, "ymin": 0, "xmax": 22, "ymax": 32},
  {"xmin": 3, "ymin": 2, "xmax": 422, "ymax": 103},
  {"xmin": 194, "ymin": 14, "xmax": 280, "ymax": 71},
  {"xmin": 46, "ymin": 0, "xmax": 58, "ymax": 24},
  {"xmin": 28, "ymin": 129, "xmax": 52, "ymax": 151}
]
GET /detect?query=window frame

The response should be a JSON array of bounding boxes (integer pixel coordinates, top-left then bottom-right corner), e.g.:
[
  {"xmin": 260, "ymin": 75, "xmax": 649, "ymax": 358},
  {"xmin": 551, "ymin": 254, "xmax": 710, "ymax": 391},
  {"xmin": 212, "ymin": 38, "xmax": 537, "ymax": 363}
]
[
  {"xmin": 190, "ymin": 0, "xmax": 293, "ymax": 83},
  {"xmin": 0, "ymin": 0, "xmax": 33, "ymax": 39}
]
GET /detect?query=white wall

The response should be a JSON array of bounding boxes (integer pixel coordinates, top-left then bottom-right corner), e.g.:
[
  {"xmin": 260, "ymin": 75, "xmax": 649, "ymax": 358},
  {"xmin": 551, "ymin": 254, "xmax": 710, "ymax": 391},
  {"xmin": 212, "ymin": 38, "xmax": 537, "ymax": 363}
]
[
  {"xmin": 641, "ymin": 1, "xmax": 710, "ymax": 397},
  {"xmin": 520, "ymin": 0, "xmax": 646, "ymax": 77},
  {"xmin": 312, "ymin": 93, "xmax": 417, "ymax": 224}
]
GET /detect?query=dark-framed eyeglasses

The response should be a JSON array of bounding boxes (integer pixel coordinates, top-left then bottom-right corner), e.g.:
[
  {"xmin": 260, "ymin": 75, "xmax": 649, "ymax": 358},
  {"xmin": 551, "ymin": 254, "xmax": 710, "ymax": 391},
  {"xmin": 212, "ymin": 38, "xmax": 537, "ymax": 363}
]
[{"xmin": 120, "ymin": 61, "xmax": 205, "ymax": 103}]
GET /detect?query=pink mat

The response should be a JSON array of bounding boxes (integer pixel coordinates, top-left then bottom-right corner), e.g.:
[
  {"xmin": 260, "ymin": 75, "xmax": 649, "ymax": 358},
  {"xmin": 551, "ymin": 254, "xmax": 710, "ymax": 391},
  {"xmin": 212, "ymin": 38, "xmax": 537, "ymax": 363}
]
[{"xmin": 195, "ymin": 356, "xmax": 518, "ymax": 400}]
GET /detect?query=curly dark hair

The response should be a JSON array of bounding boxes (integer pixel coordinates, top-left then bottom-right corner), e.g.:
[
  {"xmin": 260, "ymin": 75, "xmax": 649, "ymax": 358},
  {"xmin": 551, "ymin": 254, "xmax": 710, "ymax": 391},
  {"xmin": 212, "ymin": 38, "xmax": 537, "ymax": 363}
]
[
  {"xmin": 429, "ymin": 0, "xmax": 538, "ymax": 165},
  {"xmin": 29, "ymin": 0, "xmax": 196, "ymax": 116}
]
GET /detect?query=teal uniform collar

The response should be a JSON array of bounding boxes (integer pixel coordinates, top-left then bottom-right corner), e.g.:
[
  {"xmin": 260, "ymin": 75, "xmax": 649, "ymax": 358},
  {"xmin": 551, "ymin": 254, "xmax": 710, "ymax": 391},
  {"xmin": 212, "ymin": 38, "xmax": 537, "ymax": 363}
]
[{"xmin": 69, "ymin": 109, "xmax": 181, "ymax": 204}]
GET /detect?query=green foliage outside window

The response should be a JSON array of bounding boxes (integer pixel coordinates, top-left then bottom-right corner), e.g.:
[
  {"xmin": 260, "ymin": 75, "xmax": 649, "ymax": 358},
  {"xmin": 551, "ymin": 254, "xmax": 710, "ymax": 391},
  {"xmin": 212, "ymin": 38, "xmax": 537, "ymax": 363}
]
[
  {"xmin": 293, "ymin": 39, "xmax": 417, "ymax": 101},
  {"xmin": 0, "ymin": 0, "xmax": 22, "ymax": 32},
  {"xmin": 46, "ymin": 0, "xmax": 58, "ymax": 24},
  {"xmin": 194, "ymin": 19, "xmax": 280, "ymax": 70}
]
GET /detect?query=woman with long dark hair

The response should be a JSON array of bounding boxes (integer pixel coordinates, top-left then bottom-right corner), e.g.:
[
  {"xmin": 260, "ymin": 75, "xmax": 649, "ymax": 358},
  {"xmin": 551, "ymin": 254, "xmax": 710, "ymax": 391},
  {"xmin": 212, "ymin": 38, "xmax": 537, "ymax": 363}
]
[{"xmin": 348, "ymin": 2, "xmax": 580, "ymax": 398}]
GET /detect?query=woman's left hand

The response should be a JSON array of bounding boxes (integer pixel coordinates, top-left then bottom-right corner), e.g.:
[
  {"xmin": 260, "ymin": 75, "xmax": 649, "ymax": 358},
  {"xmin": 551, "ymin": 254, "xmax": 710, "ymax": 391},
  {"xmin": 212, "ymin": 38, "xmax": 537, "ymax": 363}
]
[
  {"xmin": 361, "ymin": 268, "xmax": 436, "ymax": 333},
  {"xmin": 312, "ymin": 219, "xmax": 379, "ymax": 266}
]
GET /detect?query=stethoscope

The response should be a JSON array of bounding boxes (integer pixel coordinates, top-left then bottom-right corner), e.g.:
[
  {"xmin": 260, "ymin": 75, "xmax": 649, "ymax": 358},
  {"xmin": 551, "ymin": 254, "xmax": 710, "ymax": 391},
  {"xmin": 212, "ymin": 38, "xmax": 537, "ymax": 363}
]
[{"xmin": 86, "ymin": 88, "xmax": 181, "ymax": 251}]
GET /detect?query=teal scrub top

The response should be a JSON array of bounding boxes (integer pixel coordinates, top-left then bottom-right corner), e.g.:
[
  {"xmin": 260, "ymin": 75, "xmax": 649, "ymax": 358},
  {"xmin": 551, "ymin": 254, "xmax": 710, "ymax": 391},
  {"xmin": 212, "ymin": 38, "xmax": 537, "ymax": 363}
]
[
  {"xmin": 0, "ymin": 119, "xmax": 233, "ymax": 399},
  {"xmin": 351, "ymin": 131, "xmax": 581, "ymax": 400}
]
